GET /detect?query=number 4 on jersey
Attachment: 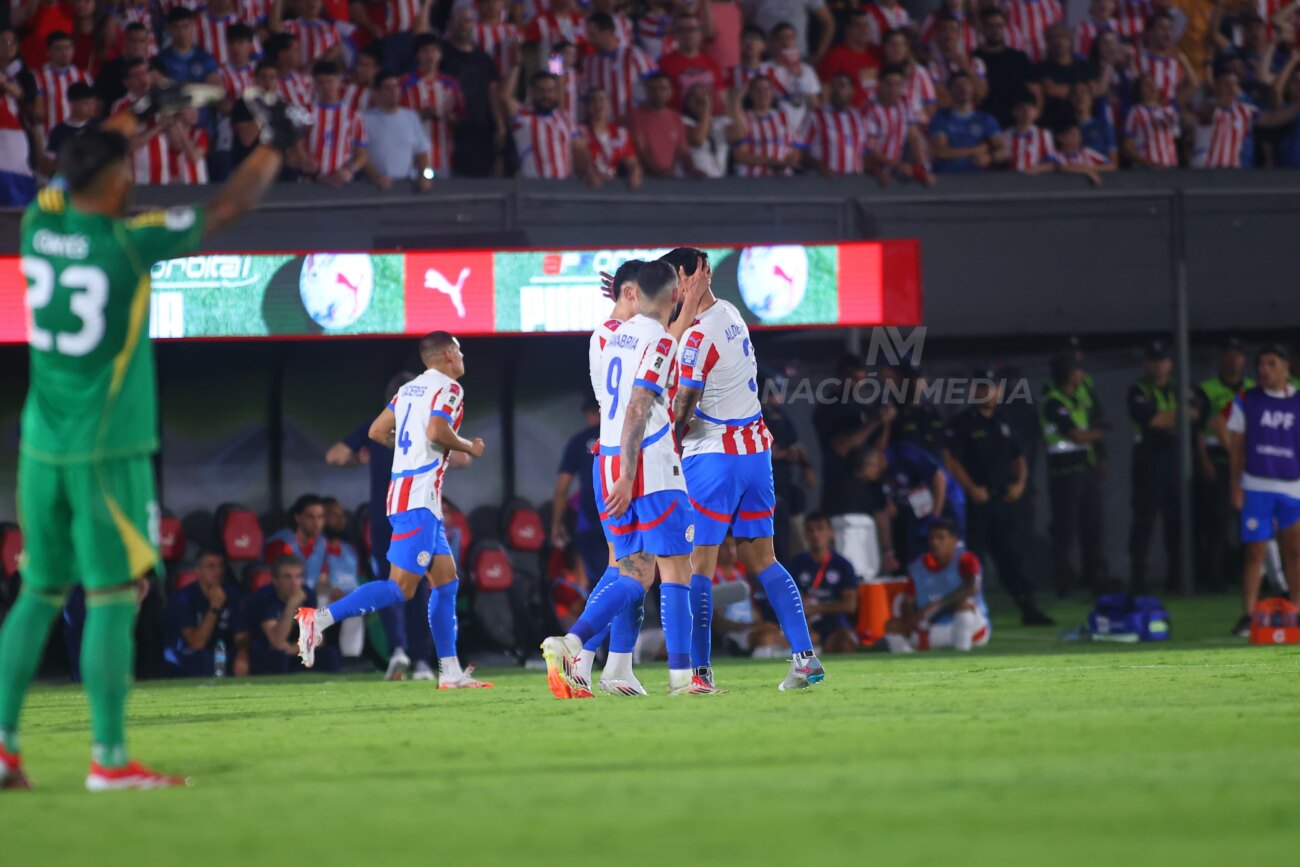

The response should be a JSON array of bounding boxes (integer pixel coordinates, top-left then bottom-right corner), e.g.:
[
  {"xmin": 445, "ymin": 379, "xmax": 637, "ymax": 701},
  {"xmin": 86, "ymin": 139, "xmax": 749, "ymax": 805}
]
[{"xmin": 397, "ymin": 404, "xmax": 414, "ymax": 454}]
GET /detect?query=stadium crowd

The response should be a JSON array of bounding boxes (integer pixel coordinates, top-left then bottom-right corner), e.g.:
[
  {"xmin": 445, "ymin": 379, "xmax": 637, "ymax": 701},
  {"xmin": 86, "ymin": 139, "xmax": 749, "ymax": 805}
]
[{"xmin": 4, "ymin": 0, "xmax": 1300, "ymax": 202}]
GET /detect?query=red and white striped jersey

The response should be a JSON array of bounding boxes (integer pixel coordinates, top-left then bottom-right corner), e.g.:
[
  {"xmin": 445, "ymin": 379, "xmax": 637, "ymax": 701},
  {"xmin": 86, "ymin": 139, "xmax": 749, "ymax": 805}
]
[
  {"xmin": 279, "ymin": 71, "xmax": 315, "ymax": 107},
  {"xmin": 342, "ymin": 81, "xmax": 371, "ymax": 114},
  {"xmin": 726, "ymin": 63, "xmax": 766, "ymax": 92},
  {"xmin": 35, "ymin": 64, "xmax": 93, "ymax": 136},
  {"xmin": 1004, "ymin": 0, "xmax": 1064, "ymax": 63},
  {"xmin": 917, "ymin": 11, "xmax": 977, "ymax": 55},
  {"xmin": 1136, "ymin": 50, "xmax": 1184, "ymax": 103},
  {"xmin": 610, "ymin": 13, "xmax": 635, "ymax": 48},
  {"xmin": 131, "ymin": 131, "xmax": 171, "ymax": 184},
  {"xmin": 169, "ymin": 127, "xmax": 209, "ymax": 184},
  {"xmin": 635, "ymin": 11, "xmax": 675, "ymax": 62},
  {"xmin": 474, "ymin": 21, "xmax": 521, "ymax": 77},
  {"xmin": 559, "ymin": 67, "xmax": 579, "ymax": 127},
  {"xmin": 862, "ymin": 97, "xmax": 911, "ymax": 162},
  {"xmin": 307, "ymin": 101, "xmax": 368, "ymax": 176},
  {"xmin": 517, "ymin": 0, "xmax": 553, "ymax": 24},
  {"xmin": 283, "ymin": 18, "xmax": 344, "ymax": 67},
  {"xmin": 511, "ymin": 104, "xmax": 575, "ymax": 178},
  {"xmin": 1203, "ymin": 102, "xmax": 1257, "ymax": 168},
  {"xmin": 402, "ymin": 72, "xmax": 463, "ymax": 174},
  {"xmin": 580, "ymin": 122, "xmax": 635, "ymax": 178},
  {"xmin": 597, "ymin": 314, "xmax": 685, "ymax": 498},
  {"xmin": 385, "ymin": 367, "xmax": 465, "ymax": 519},
  {"xmin": 580, "ymin": 45, "xmax": 654, "ymax": 120},
  {"xmin": 119, "ymin": 3, "xmax": 161, "ymax": 57},
  {"xmin": 1054, "ymin": 145, "xmax": 1107, "ymax": 166},
  {"xmin": 735, "ymin": 109, "xmax": 797, "ymax": 177},
  {"xmin": 902, "ymin": 64, "xmax": 937, "ymax": 122},
  {"xmin": 679, "ymin": 299, "xmax": 773, "ymax": 457},
  {"xmin": 111, "ymin": 91, "xmax": 146, "ymax": 115},
  {"xmin": 589, "ymin": 316, "xmax": 626, "ymax": 404},
  {"xmin": 385, "ymin": 0, "xmax": 423, "ymax": 34},
  {"xmin": 1003, "ymin": 124, "xmax": 1056, "ymax": 171},
  {"xmin": 525, "ymin": 11, "xmax": 585, "ymax": 60},
  {"xmin": 1116, "ymin": 0, "xmax": 1153, "ymax": 40},
  {"xmin": 159, "ymin": 0, "xmax": 204, "ymax": 12},
  {"xmin": 801, "ymin": 105, "xmax": 870, "ymax": 174},
  {"xmin": 219, "ymin": 63, "xmax": 256, "ymax": 98},
  {"xmin": 197, "ymin": 13, "xmax": 241, "ymax": 64},
  {"xmin": 1123, "ymin": 102, "xmax": 1180, "ymax": 166},
  {"xmin": 864, "ymin": 2, "xmax": 913, "ymax": 45},
  {"xmin": 1073, "ymin": 17, "xmax": 1117, "ymax": 58},
  {"xmin": 926, "ymin": 52, "xmax": 987, "ymax": 89},
  {"xmin": 0, "ymin": 91, "xmax": 31, "ymax": 179},
  {"xmin": 239, "ymin": 0, "xmax": 272, "ymax": 25}
]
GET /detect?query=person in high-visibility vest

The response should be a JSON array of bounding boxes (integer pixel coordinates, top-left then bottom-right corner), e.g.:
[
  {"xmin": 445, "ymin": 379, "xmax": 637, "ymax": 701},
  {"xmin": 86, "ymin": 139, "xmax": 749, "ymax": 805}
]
[
  {"xmin": 1039, "ymin": 354, "xmax": 1106, "ymax": 597},
  {"xmin": 1193, "ymin": 337, "xmax": 1253, "ymax": 592},
  {"xmin": 1127, "ymin": 340, "xmax": 1200, "ymax": 593}
]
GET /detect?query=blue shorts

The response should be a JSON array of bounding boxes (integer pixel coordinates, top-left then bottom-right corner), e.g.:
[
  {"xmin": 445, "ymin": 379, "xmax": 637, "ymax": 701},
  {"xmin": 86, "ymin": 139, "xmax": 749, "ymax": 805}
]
[
  {"xmin": 388, "ymin": 508, "xmax": 453, "ymax": 575},
  {"xmin": 681, "ymin": 451, "xmax": 776, "ymax": 546},
  {"xmin": 602, "ymin": 490, "xmax": 696, "ymax": 561},
  {"xmin": 1241, "ymin": 489, "xmax": 1300, "ymax": 543}
]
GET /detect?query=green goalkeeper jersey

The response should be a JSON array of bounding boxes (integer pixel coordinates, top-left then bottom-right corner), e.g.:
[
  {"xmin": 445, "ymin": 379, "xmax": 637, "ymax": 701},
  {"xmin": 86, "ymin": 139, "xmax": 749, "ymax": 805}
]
[{"xmin": 19, "ymin": 187, "xmax": 205, "ymax": 465}]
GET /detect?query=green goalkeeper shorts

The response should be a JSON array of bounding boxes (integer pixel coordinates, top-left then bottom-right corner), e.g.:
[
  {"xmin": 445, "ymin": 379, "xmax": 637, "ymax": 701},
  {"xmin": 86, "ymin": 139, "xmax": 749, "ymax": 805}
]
[{"xmin": 17, "ymin": 454, "xmax": 160, "ymax": 592}]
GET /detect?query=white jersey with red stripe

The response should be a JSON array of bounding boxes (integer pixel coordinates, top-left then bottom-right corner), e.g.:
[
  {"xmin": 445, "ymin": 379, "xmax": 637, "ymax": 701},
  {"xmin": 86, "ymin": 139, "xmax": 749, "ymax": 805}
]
[
  {"xmin": 283, "ymin": 17, "xmax": 344, "ymax": 67},
  {"xmin": 386, "ymin": 367, "xmax": 465, "ymax": 519},
  {"xmin": 678, "ymin": 300, "xmax": 773, "ymax": 458},
  {"xmin": 219, "ymin": 63, "xmax": 255, "ymax": 98},
  {"xmin": 1136, "ymin": 50, "xmax": 1184, "ymax": 103},
  {"xmin": 735, "ymin": 109, "xmax": 798, "ymax": 177},
  {"xmin": 307, "ymin": 101, "xmax": 367, "ymax": 176},
  {"xmin": 580, "ymin": 45, "xmax": 654, "ymax": 120},
  {"xmin": 863, "ymin": 97, "xmax": 912, "ymax": 163},
  {"xmin": 131, "ymin": 131, "xmax": 171, "ymax": 184},
  {"xmin": 1004, "ymin": 0, "xmax": 1063, "ymax": 63},
  {"xmin": 279, "ymin": 71, "xmax": 315, "ymax": 107},
  {"xmin": 169, "ymin": 127, "xmax": 209, "ymax": 183},
  {"xmin": 1203, "ymin": 101, "xmax": 1257, "ymax": 169},
  {"xmin": 197, "ymin": 13, "xmax": 242, "ymax": 64},
  {"xmin": 474, "ymin": 21, "xmax": 520, "ymax": 76},
  {"xmin": 1003, "ymin": 124, "xmax": 1056, "ymax": 171},
  {"xmin": 511, "ymin": 104, "xmax": 575, "ymax": 178},
  {"xmin": 864, "ymin": 2, "xmax": 912, "ymax": 45},
  {"xmin": 801, "ymin": 104, "xmax": 870, "ymax": 175},
  {"xmin": 635, "ymin": 11, "xmax": 675, "ymax": 62},
  {"xmin": 1123, "ymin": 102, "xmax": 1180, "ymax": 166},
  {"xmin": 385, "ymin": 0, "xmax": 423, "ymax": 34},
  {"xmin": 589, "ymin": 315, "xmax": 626, "ymax": 404},
  {"xmin": 597, "ymin": 314, "xmax": 685, "ymax": 498},
  {"xmin": 402, "ymin": 72, "xmax": 463, "ymax": 175},
  {"xmin": 120, "ymin": 3, "xmax": 162, "ymax": 56},
  {"xmin": 1073, "ymin": 17, "xmax": 1117, "ymax": 57}
]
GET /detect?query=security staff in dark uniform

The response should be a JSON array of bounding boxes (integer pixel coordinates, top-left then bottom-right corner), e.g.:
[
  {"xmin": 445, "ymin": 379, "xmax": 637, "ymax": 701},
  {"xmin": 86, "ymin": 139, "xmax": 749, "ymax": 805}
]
[
  {"xmin": 1127, "ymin": 340, "xmax": 1199, "ymax": 592},
  {"xmin": 1039, "ymin": 354, "xmax": 1107, "ymax": 597},
  {"xmin": 944, "ymin": 369, "xmax": 1055, "ymax": 625},
  {"xmin": 1194, "ymin": 337, "xmax": 1253, "ymax": 591},
  {"xmin": 895, "ymin": 365, "xmax": 947, "ymax": 458}
]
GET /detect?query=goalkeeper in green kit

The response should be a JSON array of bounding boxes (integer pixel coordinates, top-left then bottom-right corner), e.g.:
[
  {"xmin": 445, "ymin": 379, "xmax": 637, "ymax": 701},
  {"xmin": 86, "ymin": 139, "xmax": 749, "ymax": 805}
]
[{"xmin": 0, "ymin": 86, "xmax": 309, "ymax": 792}]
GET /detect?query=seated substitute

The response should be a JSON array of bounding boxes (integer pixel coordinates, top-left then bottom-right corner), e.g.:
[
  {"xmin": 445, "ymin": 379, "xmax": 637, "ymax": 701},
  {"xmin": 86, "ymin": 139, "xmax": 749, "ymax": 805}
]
[
  {"xmin": 249, "ymin": 556, "xmax": 337, "ymax": 675},
  {"xmin": 885, "ymin": 518, "xmax": 991, "ymax": 652},
  {"xmin": 163, "ymin": 550, "xmax": 249, "ymax": 677},
  {"xmin": 788, "ymin": 512, "xmax": 860, "ymax": 654}
]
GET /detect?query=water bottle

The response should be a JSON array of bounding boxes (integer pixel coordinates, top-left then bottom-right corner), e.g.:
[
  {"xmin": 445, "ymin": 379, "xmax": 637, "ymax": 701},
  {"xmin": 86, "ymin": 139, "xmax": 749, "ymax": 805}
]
[{"xmin": 214, "ymin": 639, "xmax": 227, "ymax": 678}]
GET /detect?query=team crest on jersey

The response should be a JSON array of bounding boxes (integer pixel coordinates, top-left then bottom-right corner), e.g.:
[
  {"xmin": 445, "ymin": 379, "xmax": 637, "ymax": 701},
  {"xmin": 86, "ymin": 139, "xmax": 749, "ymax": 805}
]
[
  {"xmin": 685, "ymin": 524, "xmax": 695, "ymax": 543},
  {"xmin": 417, "ymin": 551, "xmax": 432, "ymax": 567}
]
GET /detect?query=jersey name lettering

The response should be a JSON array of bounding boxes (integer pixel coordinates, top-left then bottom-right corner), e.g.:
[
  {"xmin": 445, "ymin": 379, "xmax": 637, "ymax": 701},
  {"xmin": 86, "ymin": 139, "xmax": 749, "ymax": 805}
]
[{"xmin": 32, "ymin": 230, "xmax": 89, "ymax": 259}]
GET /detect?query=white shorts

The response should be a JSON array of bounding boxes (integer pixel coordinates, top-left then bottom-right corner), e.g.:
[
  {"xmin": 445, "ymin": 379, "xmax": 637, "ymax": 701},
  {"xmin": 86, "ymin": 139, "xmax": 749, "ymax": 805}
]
[{"xmin": 907, "ymin": 612, "xmax": 991, "ymax": 650}]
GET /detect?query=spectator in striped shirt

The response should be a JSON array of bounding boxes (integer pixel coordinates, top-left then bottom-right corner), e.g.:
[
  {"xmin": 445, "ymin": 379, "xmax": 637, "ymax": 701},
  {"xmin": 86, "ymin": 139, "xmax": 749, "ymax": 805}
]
[
  {"xmin": 109, "ymin": 57, "xmax": 149, "ymax": 115},
  {"xmin": 630, "ymin": 70, "xmax": 694, "ymax": 176},
  {"xmin": 1003, "ymin": 0, "xmax": 1064, "ymax": 64},
  {"xmin": 918, "ymin": 0, "xmax": 976, "ymax": 57},
  {"xmin": 1122, "ymin": 73, "xmax": 1181, "ymax": 167},
  {"xmin": 474, "ymin": 0, "xmax": 522, "ymax": 79},
  {"xmin": 303, "ymin": 59, "xmax": 369, "ymax": 186},
  {"xmin": 197, "ymin": 0, "xmax": 245, "ymax": 66},
  {"xmin": 878, "ymin": 27, "xmax": 934, "ymax": 123},
  {"xmin": 581, "ymin": 11, "xmax": 655, "ymax": 123},
  {"xmin": 1194, "ymin": 69, "xmax": 1300, "ymax": 168},
  {"xmin": 403, "ymin": 35, "xmax": 464, "ymax": 178},
  {"xmin": 270, "ymin": 0, "xmax": 345, "ymax": 70},
  {"xmin": 343, "ymin": 45, "xmax": 379, "ymax": 114},
  {"xmin": 524, "ymin": 0, "xmax": 586, "ymax": 63},
  {"xmin": 928, "ymin": 70, "xmax": 1006, "ymax": 171},
  {"xmin": 1137, "ymin": 12, "xmax": 1195, "ymax": 105},
  {"xmin": 166, "ymin": 105, "xmax": 210, "ymax": 183},
  {"xmin": 1002, "ymin": 93, "xmax": 1056, "ymax": 173},
  {"xmin": 1074, "ymin": 0, "xmax": 1118, "ymax": 58},
  {"xmin": 727, "ymin": 73, "xmax": 803, "ymax": 175},
  {"xmin": 41, "ymin": 79, "xmax": 96, "ymax": 176},
  {"xmin": 864, "ymin": 63, "xmax": 932, "ymax": 185},
  {"xmin": 502, "ymin": 69, "xmax": 588, "ymax": 178},
  {"xmin": 362, "ymin": 71, "xmax": 434, "ymax": 189},
  {"xmin": 802, "ymin": 70, "xmax": 869, "ymax": 175},
  {"xmin": 264, "ymin": 32, "xmax": 313, "ymax": 107},
  {"xmin": 35, "ymin": 31, "xmax": 92, "ymax": 140},
  {"xmin": 577, "ymin": 85, "xmax": 643, "ymax": 188},
  {"xmin": 726, "ymin": 24, "xmax": 767, "ymax": 94},
  {"xmin": 635, "ymin": 0, "xmax": 677, "ymax": 63},
  {"xmin": 1051, "ymin": 122, "xmax": 1114, "ymax": 184},
  {"xmin": 767, "ymin": 20, "xmax": 822, "ymax": 127},
  {"xmin": 159, "ymin": 8, "xmax": 219, "ymax": 85},
  {"xmin": 928, "ymin": 12, "xmax": 988, "ymax": 109}
]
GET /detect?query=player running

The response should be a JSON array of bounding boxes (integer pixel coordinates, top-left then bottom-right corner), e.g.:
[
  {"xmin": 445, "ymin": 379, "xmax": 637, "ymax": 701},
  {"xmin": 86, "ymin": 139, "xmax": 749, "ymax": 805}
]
[
  {"xmin": 1, "ymin": 86, "xmax": 306, "ymax": 792},
  {"xmin": 296, "ymin": 332, "xmax": 492, "ymax": 689},
  {"xmin": 669, "ymin": 248, "xmax": 825, "ymax": 691},
  {"xmin": 542, "ymin": 260, "xmax": 705, "ymax": 696}
]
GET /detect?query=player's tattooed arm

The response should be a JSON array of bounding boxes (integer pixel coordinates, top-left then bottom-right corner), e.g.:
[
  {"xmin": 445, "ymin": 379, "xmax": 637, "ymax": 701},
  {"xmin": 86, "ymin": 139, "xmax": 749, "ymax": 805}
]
[
  {"xmin": 606, "ymin": 386, "xmax": 655, "ymax": 517},
  {"xmin": 368, "ymin": 407, "xmax": 397, "ymax": 447},
  {"xmin": 673, "ymin": 384, "xmax": 703, "ymax": 446}
]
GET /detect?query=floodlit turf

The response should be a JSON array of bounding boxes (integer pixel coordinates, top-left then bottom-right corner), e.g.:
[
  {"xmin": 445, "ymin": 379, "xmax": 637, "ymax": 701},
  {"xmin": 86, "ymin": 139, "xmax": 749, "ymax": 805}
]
[{"xmin": 6, "ymin": 596, "xmax": 1300, "ymax": 866}]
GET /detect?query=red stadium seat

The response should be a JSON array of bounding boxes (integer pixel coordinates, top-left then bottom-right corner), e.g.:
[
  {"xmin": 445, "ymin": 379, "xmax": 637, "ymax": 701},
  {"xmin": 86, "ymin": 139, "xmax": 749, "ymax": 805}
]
[
  {"xmin": 472, "ymin": 544, "xmax": 514, "ymax": 592},
  {"xmin": 1, "ymin": 524, "xmax": 22, "ymax": 580},
  {"xmin": 504, "ymin": 502, "xmax": 544, "ymax": 553},
  {"xmin": 220, "ymin": 508, "xmax": 263, "ymax": 561},
  {"xmin": 175, "ymin": 569, "xmax": 197, "ymax": 590},
  {"xmin": 158, "ymin": 515, "xmax": 186, "ymax": 565},
  {"xmin": 248, "ymin": 567, "xmax": 273, "ymax": 593},
  {"xmin": 444, "ymin": 508, "xmax": 472, "ymax": 561}
]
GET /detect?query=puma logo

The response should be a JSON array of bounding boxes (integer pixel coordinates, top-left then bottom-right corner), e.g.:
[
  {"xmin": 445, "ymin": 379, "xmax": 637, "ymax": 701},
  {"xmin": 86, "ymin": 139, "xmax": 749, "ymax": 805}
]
[{"xmin": 425, "ymin": 267, "xmax": 471, "ymax": 318}]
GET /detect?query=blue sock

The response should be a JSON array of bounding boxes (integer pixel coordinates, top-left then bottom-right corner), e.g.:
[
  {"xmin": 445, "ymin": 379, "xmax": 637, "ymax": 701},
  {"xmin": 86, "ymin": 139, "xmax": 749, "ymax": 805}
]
[
  {"xmin": 327, "ymin": 579, "xmax": 405, "ymax": 623},
  {"xmin": 756, "ymin": 563, "xmax": 813, "ymax": 654},
  {"xmin": 690, "ymin": 574, "xmax": 712, "ymax": 670},
  {"xmin": 582, "ymin": 567, "xmax": 620, "ymax": 652},
  {"xmin": 661, "ymin": 583, "xmax": 692, "ymax": 671},
  {"xmin": 609, "ymin": 593, "xmax": 644, "ymax": 654},
  {"xmin": 570, "ymin": 576, "xmax": 644, "ymax": 644},
  {"xmin": 428, "ymin": 580, "xmax": 459, "ymax": 660}
]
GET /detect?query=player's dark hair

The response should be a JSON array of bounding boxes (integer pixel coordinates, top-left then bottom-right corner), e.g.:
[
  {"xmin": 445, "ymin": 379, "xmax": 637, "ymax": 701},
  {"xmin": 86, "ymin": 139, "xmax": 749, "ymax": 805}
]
[
  {"xmin": 289, "ymin": 494, "xmax": 324, "ymax": 520},
  {"xmin": 46, "ymin": 30, "xmax": 72, "ymax": 47},
  {"xmin": 273, "ymin": 554, "xmax": 305, "ymax": 578},
  {"xmin": 635, "ymin": 260, "xmax": 677, "ymax": 301},
  {"xmin": 880, "ymin": 63, "xmax": 906, "ymax": 80},
  {"xmin": 419, "ymin": 331, "xmax": 458, "ymax": 362},
  {"xmin": 609, "ymin": 258, "xmax": 646, "ymax": 301},
  {"xmin": 586, "ymin": 11, "xmax": 615, "ymax": 32},
  {"xmin": 60, "ymin": 128, "xmax": 129, "ymax": 195},
  {"xmin": 311, "ymin": 59, "xmax": 340, "ymax": 77},
  {"xmin": 67, "ymin": 81, "xmax": 94, "ymax": 101},
  {"xmin": 228, "ymin": 23, "xmax": 255, "ymax": 43},
  {"xmin": 264, "ymin": 33, "xmax": 296, "ymax": 65},
  {"xmin": 384, "ymin": 371, "xmax": 418, "ymax": 401},
  {"xmin": 413, "ymin": 33, "xmax": 441, "ymax": 53},
  {"xmin": 166, "ymin": 7, "xmax": 195, "ymax": 24},
  {"xmin": 659, "ymin": 247, "xmax": 708, "ymax": 276}
]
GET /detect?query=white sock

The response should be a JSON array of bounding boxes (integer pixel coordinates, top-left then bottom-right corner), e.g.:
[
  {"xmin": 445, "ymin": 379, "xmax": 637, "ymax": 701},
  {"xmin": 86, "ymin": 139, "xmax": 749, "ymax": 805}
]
[
  {"xmin": 603, "ymin": 651, "xmax": 633, "ymax": 680},
  {"xmin": 575, "ymin": 649, "xmax": 596, "ymax": 682},
  {"xmin": 883, "ymin": 634, "xmax": 915, "ymax": 653},
  {"xmin": 667, "ymin": 668, "xmax": 692, "ymax": 689},
  {"xmin": 952, "ymin": 611, "xmax": 978, "ymax": 652},
  {"xmin": 315, "ymin": 608, "xmax": 335, "ymax": 629},
  {"xmin": 438, "ymin": 656, "xmax": 463, "ymax": 682}
]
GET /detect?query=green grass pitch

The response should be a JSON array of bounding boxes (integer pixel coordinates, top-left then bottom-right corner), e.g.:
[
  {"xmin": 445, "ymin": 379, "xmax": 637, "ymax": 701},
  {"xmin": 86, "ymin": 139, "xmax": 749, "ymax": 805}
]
[{"xmin": 6, "ymin": 596, "xmax": 1299, "ymax": 866}]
